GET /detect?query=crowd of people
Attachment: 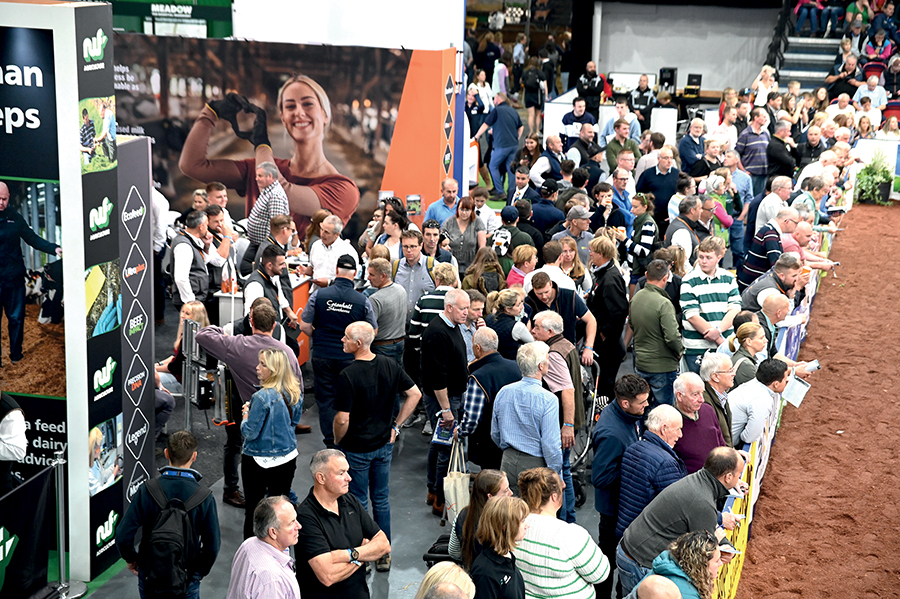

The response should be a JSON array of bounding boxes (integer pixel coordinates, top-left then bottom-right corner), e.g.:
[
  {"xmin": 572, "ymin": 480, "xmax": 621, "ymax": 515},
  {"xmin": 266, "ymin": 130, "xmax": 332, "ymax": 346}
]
[{"xmin": 93, "ymin": 18, "xmax": 860, "ymax": 599}]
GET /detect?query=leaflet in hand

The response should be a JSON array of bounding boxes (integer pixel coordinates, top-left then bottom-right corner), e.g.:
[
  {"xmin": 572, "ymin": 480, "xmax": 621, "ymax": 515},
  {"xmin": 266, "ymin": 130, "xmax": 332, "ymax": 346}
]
[{"xmin": 782, "ymin": 374, "xmax": 811, "ymax": 408}]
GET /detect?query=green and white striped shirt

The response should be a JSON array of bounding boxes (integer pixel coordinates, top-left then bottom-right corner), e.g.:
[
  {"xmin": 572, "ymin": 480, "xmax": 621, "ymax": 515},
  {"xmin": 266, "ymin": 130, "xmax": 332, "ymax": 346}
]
[
  {"xmin": 680, "ymin": 266, "xmax": 741, "ymax": 354},
  {"xmin": 514, "ymin": 513, "xmax": 610, "ymax": 599}
]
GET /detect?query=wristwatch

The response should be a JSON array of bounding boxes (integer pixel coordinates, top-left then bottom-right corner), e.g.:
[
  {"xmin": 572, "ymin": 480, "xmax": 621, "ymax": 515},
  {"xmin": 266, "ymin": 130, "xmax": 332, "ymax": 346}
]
[{"xmin": 347, "ymin": 548, "xmax": 361, "ymax": 565}]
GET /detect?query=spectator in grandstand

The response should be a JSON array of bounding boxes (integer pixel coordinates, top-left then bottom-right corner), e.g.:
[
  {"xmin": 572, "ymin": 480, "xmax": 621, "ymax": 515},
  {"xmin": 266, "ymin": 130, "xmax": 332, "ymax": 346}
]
[
  {"xmin": 421, "ymin": 289, "xmax": 470, "ymax": 515},
  {"xmin": 449, "ymin": 470, "xmax": 512, "ymax": 568},
  {"xmin": 767, "ymin": 121, "xmax": 799, "ymax": 178},
  {"xmin": 741, "ymin": 252, "xmax": 807, "ymax": 312},
  {"xmin": 729, "ymin": 358, "xmax": 791, "ymax": 446},
  {"xmin": 884, "ymin": 54, "xmax": 900, "ymax": 96},
  {"xmin": 739, "ymin": 207, "xmax": 800, "ymax": 292},
  {"xmin": 491, "ymin": 341, "xmax": 563, "ymax": 495},
  {"xmin": 854, "ymin": 75, "xmax": 888, "ymax": 110},
  {"xmin": 864, "ymin": 27, "xmax": 894, "ymax": 63},
  {"xmin": 671, "ymin": 373, "xmax": 726, "ymax": 473},
  {"xmin": 629, "ymin": 531, "xmax": 723, "ymax": 599},
  {"xmin": 877, "ymin": 115, "xmax": 900, "ymax": 139},
  {"xmin": 730, "ymin": 322, "xmax": 769, "ymax": 387},
  {"xmin": 699, "ymin": 353, "xmax": 736, "ymax": 447},
  {"xmin": 751, "ymin": 65, "xmax": 778, "ymax": 106},
  {"xmin": 616, "ymin": 405, "xmax": 687, "ymax": 537},
  {"xmin": 824, "ymin": 53, "xmax": 863, "ymax": 100},
  {"xmin": 226, "ymin": 496, "xmax": 299, "ymax": 599},
  {"xmin": 469, "ymin": 496, "xmax": 529, "ymax": 599},
  {"xmin": 735, "ymin": 108, "xmax": 771, "ymax": 197},
  {"xmin": 561, "ymin": 97, "xmax": 598, "ymax": 150},
  {"xmin": 516, "ymin": 468, "xmax": 611, "ymax": 597},
  {"xmin": 416, "ymin": 565, "xmax": 475, "ymax": 599},
  {"xmin": 680, "ymin": 237, "xmax": 741, "ymax": 374},
  {"xmin": 797, "ymin": 125, "xmax": 828, "ymax": 169},
  {"xmin": 630, "ymin": 260, "xmax": 683, "ymax": 406},
  {"xmin": 592, "ymin": 374, "xmax": 650, "ymax": 598},
  {"xmin": 618, "ymin": 447, "xmax": 744, "ymax": 596},
  {"xmin": 296, "ymin": 449, "xmax": 390, "ymax": 598}
]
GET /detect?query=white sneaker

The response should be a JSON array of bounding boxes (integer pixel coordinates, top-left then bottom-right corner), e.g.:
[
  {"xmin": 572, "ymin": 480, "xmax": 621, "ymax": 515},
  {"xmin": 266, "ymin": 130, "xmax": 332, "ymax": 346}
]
[{"xmin": 422, "ymin": 421, "xmax": 434, "ymax": 435}]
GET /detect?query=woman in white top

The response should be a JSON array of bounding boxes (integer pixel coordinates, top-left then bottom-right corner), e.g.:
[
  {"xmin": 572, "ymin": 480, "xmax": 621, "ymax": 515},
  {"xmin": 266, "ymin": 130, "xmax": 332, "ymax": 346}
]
[
  {"xmin": 474, "ymin": 68, "xmax": 495, "ymax": 112},
  {"xmin": 751, "ymin": 65, "xmax": 778, "ymax": 107},
  {"xmin": 515, "ymin": 468, "xmax": 610, "ymax": 599},
  {"xmin": 876, "ymin": 116, "xmax": 900, "ymax": 139}
]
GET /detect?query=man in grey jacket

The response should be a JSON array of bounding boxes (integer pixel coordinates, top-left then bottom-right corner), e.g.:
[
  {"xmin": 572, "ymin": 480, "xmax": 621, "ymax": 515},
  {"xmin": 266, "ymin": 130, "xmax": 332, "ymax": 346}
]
[{"xmin": 617, "ymin": 446, "xmax": 745, "ymax": 596}]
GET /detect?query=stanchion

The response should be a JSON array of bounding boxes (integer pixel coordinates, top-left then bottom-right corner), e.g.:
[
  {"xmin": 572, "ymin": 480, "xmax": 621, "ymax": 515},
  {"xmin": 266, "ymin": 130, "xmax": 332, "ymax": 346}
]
[{"xmin": 50, "ymin": 447, "xmax": 86, "ymax": 599}]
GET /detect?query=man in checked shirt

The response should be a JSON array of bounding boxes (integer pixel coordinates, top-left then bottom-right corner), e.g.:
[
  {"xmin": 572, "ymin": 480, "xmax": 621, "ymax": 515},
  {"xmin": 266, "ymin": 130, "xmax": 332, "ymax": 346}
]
[{"xmin": 456, "ymin": 328, "xmax": 521, "ymax": 470}]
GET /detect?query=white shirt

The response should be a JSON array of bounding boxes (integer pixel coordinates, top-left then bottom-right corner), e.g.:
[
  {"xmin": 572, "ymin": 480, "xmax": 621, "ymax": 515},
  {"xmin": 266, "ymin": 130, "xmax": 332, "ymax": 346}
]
[
  {"xmin": 710, "ymin": 122, "xmax": 738, "ymax": 152},
  {"xmin": 172, "ymin": 231, "xmax": 226, "ymax": 303},
  {"xmin": 0, "ymin": 409, "xmax": 27, "ymax": 462},
  {"xmin": 856, "ymin": 107, "xmax": 882, "ymax": 129},
  {"xmin": 530, "ymin": 153, "xmax": 564, "ymax": 187},
  {"xmin": 670, "ymin": 225, "xmax": 695, "ymax": 261},
  {"xmin": 824, "ymin": 103, "xmax": 856, "ymax": 119},
  {"xmin": 476, "ymin": 205, "xmax": 502, "ymax": 234},
  {"xmin": 243, "ymin": 273, "xmax": 291, "ymax": 316},
  {"xmin": 794, "ymin": 162, "xmax": 825, "ymax": 191},
  {"xmin": 150, "ymin": 189, "xmax": 169, "ymax": 253},
  {"xmin": 523, "ymin": 264, "xmax": 577, "ymax": 294},
  {"xmin": 308, "ymin": 237, "xmax": 359, "ymax": 282},
  {"xmin": 755, "ymin": 193, "xmax": 787, "ymax": 234}
]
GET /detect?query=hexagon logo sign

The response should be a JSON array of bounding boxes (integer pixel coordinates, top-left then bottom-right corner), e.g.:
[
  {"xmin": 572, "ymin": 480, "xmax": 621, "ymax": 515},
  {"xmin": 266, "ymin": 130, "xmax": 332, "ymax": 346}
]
[
  {"xmin": 124, "ymin": 298, "xmax": 148, "ymax": 352},
  {"xmin": 122, "ymin": 243, "xmax": 148, "ymax": 296},
  {"xmin": 126, "ymin": 462, "xmax": 150, "ymax": 504},
  {"xmin": 121, "ymin": 185, "xmax": 146, "ymax": 242},
  {"xmin": 125, "ymin": 353, "xmax": 149, "ymax": 407},
  {"xmin": 125, "ymin": 409, "xmax": 150, "ymax": 460}
]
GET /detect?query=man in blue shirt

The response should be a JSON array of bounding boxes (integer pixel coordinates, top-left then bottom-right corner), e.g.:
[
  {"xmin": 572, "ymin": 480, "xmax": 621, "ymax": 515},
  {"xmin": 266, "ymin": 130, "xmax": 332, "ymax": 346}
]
[
  {"xmin": 423, "ymin": 178, "xmax": 460, "ymax": 224},
  {"xmin": 474, "ymin": 93, "xmax": 524, "ymax": 199},
  {"xmin": 678, "ymin": 118, "xmax": 706, "ymax": 173},
  {"xmin": 611, "ymin": 168, "xmax": 635, "ymax": 237},
  {"xmin": 491, "ymin": 341, "xmax": 563, "ymax": 496}
]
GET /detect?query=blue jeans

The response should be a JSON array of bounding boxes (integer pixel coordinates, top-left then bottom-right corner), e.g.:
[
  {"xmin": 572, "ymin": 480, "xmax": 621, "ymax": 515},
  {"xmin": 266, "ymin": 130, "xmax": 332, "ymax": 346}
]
[
  {"xmin": 683, "ymin": 352, "xmax": 704, "ymax": 375},
  {"xmin": 634, "ymin": 368, "xmax": 678, "ymax": 407},
  {"xmin": 617, "ymin": 541, "xmax": 652, "ymax": 597},
  {"xmin": 424, "ymin": 393, "xmax": 461, "ymax": 505},
  {"xmin": 561, "ymin": 448, "xmax": 576, "ymax": 523},
  {"xmin": 751, "ymin": 175, "xmax": 767, "ymax": 199},
  {"xmin": 796, "ymin": 7, "xmax": 821, "ymax": 33},
  {"xmin": 139, "ymin": 572, "xmax": 201, "ymax": 599},
  {"xmin": 820, "ymin": 6, "xmax": 843, "ymax": 32},
  {"xmin": 0, "ymin": 280, "xmax": 25, "ymax": 363},
  {"xmin": 490, "ymin": 145, "xmax": 518, "ymax": 196},
  {"xmin": 312, "ymin": 356, "xmax": 353, "ymax": 448},
  {"xmin": 346, "ymin": 442, "xmax": 394, "ymax": 541},
  {"xmin": 729, "ymin": 219, "xmax": 746, "ymax": 272}
]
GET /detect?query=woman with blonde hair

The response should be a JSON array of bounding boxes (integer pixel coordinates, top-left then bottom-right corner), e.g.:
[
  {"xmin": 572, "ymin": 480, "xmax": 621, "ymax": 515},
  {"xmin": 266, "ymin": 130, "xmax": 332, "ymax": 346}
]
[
  {"xmin": 89, "ymin": 427, "xmax": 119, "ymax": 495},
  {"xmin": 629, "ymin": 531, "xmax": 722, "ymax": 599},
  {"xmin": 718, "ymin": 87, "xmax": 737, "ymax": 124},
  {"xmin": 877, "ymin": 115, "xmax": 900, "ymax": 139},
  {"xmin": 463, "ymin": 246, "xmax": 508, "ymax": 295},
  {"xmin": 449, "ymin": 469, "xmax": 513, "ymax": 568},
  {"xmin": 507, "ymin": 244, "xmax": 538, "ymax": 287},
  {"xmin": 730, "ymin": 322, "xmax": 768, "ymax": 386},
  {"xmin": 516, "ymin": 468, "xmax": 609, "ymax": 599},
  {"xmin": 559, "ymin": 236, "xmax": 591, "ymax": 296},
  {"xmin": 155, "ymin": 300, "xmax": 211, "ymax": 390},
  {"xmin": 415, "ymin": 562, "xmax": 476, "ymax": 599},
  {"xmin": 484, "ymin": 289, "xmax": 534, "ymax": 360},
  {"xmin": 855, "ymin": 114, "xmax": 875, "ymax": 142},
  {"xmin": 180, "ymin": 75, "xmax": 359, "ymax": 237},
  {"xmin": 240, "ymin": 348, "xmax": 303, "ymax": 538},
  {"xmin": 470, "ymin": 496, "xmax": 530, "ymax": 599}
]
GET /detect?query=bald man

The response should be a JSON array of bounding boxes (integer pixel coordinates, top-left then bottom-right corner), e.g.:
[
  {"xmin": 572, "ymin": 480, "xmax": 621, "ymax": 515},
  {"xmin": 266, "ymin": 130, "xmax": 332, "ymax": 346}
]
[
  {"xmin": 423, "ymin": 179, "xmax": 460, "ymax": 224},
  {"xmin": 635, "ymin": 575, "xmax": 682, "ymax": 599},
  {"xmin": 783, "ymin": 221, "xmax": 836, "ymax": 270},
  {"xmin": 0, "ymin": 181, "xmax": 62, "ymax": 366}
]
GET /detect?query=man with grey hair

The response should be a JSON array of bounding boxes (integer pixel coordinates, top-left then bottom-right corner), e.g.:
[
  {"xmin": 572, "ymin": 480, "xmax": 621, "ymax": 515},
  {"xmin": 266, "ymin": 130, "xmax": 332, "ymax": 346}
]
[
  {"xmin": 756, "ymin": 176, "xmax": 793, "ymax": 234},
  {"xmin": 297, "ymin": 449, "xmax": 390, "ymax": 598},
  {"xmin": 226, "ymin": 496, "xmax": 301, "ymax": 599},
  {"xmin": 741, "ymin": 251, "xmax": 806, "ymax": 312},
  {"xmin": 334, "ymin": 322, "xmax": 420, "ymax": 571},
  {"xmin": 247, "ymin": 160, "xmax": 290, "ymax": 246},
  {"xmin": 366, "ymin": 257, "xmax": 408, "ymax": 365},
  {"xmin": 699, "ymin": 353, "xmax": 736, "ymax": 447},
  {"xmin": 172, "ymin": 209, "xmax": 226, "ymax": 312},
  {"xmin": 632, "ymin": 575, "xmax": 682, "ymax": 599},
  {"xmin": 672, "ymin": 372, "xmax": 726, "ymax": 473},
  {"xmin": 664, "ymin": 195, "xmax": 702, "ymax": 262},
  {"xmin": 491, "ymin": 342, "xmax": 562, "ymax": 496},
  {"xmin": 617, "ymin": 404, "xmax": 686, "ymax": 537},
  {"xmin": 421, "ymin": 288, "xmax": 469, "ymax": 515},
  {"xmin": 678, "ymin": 118, "xmax": 706, "ymax": 173},
  {"xmin": 306, "ymin": 214, "xmax": 358, "ymax": 287},
  {"xmin": 457, "ymin": 327, "xmax": 521, "ymax": 470},
  {"xmin": 766, "ymin": 120, "xmax": 798, "ymax": 178}
]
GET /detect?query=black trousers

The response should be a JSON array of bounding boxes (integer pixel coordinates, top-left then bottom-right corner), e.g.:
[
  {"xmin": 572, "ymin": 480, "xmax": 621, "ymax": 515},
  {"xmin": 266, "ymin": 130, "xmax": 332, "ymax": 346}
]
[
  {"xmin": 241, "ymin": 454, "xmax": 296, "ymax": 539},
  {"xmin": 596, "ymin": 513, "xmax": 622, "ymax": 599}
]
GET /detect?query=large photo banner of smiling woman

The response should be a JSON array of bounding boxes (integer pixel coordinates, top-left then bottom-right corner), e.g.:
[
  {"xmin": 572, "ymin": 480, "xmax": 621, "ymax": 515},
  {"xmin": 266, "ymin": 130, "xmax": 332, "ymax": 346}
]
[{"xmin": 112, "ymin": 34, "xmax": 460, "ymax": 243}]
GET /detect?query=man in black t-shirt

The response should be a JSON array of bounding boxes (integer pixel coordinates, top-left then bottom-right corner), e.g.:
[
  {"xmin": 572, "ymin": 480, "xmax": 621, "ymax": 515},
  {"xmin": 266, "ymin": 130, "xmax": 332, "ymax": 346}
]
[
  {"xmin": 334, "ymin": 322, "xmax": 421, "ymax": 572},
  {"xmin": 297, "ymin": 449, "xmax": 391, "ymax": 599}
]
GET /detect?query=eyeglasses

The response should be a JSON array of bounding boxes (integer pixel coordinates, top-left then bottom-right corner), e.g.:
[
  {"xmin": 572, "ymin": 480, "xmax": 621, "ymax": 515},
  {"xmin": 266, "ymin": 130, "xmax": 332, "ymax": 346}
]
[
  {"xmin": 401, "ymin": 244, "xmax": 420, "ymax": 250},
  {"xmin": 715, "ymin": 368, "xmax": 736, "ymax": 375},
  {"xmin": 614, "ymin": 177, "xmax": 629, "ymax": 181}
]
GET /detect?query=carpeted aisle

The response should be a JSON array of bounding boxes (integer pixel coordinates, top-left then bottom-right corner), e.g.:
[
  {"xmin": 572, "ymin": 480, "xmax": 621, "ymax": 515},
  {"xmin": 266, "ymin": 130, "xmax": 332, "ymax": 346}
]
[{"xmin": 736, "ymin": 204, "xmax": 900, "ymax": 598}]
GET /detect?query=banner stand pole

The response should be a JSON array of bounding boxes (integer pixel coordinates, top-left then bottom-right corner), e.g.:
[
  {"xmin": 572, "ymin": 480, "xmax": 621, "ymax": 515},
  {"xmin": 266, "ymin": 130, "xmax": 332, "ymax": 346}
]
[{"xmin": 51, "ymin": 447, "xmax": 87, "ymax": 599}]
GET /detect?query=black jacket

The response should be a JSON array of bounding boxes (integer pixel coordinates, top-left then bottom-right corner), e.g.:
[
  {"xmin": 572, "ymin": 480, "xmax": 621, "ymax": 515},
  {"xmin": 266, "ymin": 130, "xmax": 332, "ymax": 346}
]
[{"xmin": 766, "ymin": 136, "xmax": 799, "ymax": 178}]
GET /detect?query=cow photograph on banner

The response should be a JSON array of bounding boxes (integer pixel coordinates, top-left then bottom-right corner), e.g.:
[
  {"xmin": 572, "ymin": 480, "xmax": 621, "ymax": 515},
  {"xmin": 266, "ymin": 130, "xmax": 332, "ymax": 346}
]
[{"xmin": 113, "ymin": 35, "xmax": 414, "ymax": 241}]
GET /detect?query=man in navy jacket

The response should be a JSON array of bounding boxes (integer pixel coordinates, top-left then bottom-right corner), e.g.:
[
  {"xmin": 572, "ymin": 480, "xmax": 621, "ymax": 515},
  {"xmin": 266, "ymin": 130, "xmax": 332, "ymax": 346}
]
[{"xmin": 591, "ymin": 374, "xmax": 650, "ymax": 599}]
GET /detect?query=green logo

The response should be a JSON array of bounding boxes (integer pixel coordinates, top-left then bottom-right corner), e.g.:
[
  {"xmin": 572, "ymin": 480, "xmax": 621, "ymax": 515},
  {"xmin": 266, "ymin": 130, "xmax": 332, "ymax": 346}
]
[
  {"xmin": 89, "ymin": 198, "xmax": 114, "ymax": 232},
  {"xmin": 93, "ymin": 357, "xmax": 117, "ymax": 393},
  {"xmin": 0, "ymin": 527, "xmax": 19, "ymax": 589},
  {"xmin": 95, "ymin": 511, "xmax": 118, "ymax": 548},
  {"xmin": 83, "ymin": 28, "xmax": 108, "ymax": 63}
]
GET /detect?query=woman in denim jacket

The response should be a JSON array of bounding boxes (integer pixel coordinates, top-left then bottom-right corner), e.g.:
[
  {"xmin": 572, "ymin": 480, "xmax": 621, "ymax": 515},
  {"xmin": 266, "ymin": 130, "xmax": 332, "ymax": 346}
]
[{"xmin": 240, "ymin": 348, "xmax": 303, "ymax": 538}]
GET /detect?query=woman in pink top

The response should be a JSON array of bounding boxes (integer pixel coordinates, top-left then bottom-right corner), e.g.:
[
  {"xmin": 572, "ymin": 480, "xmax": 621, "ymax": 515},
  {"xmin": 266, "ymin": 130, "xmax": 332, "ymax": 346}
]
[{"xmin": 506, "ymin": 245, "xmax": 537, "ymax": 287}]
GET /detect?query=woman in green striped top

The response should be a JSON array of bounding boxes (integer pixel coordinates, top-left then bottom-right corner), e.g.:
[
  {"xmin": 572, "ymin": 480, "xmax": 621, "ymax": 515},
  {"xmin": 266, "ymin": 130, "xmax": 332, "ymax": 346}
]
[{"xmin": 514, "ymin": 468, "xmax": 610, "ymax": 599}]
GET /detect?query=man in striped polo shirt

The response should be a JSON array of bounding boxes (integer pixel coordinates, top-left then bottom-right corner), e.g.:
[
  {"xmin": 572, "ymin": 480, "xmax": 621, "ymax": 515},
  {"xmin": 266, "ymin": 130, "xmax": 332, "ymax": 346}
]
[
  {"xmin": 734, "ymin": 107, "xmax": 771, "ymax": 198},
  {"xmin": 679, "ymin": 237, "xmax": 742, "ymax": 375},
  {"xmin": 738, "ymin": 207, "xmax": 799, "ymax": 292}
]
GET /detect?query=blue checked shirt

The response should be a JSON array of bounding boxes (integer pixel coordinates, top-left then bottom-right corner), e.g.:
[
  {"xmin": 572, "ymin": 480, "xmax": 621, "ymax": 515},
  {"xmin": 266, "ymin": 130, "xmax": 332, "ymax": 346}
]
[
  {"xmin": 490, "ymin": 377, "xmax": 562, "ymax": 474},
  {"xmin": 458, "ymin": 378, "xmax": 487, "ymax": 438}
]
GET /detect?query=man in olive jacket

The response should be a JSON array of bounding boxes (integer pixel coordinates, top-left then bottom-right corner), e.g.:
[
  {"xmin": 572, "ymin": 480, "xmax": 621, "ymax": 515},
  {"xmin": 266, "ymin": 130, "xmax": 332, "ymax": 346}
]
[{"xmin": 629, "ymin": 260, "xmax": 682, "ymax": 406}]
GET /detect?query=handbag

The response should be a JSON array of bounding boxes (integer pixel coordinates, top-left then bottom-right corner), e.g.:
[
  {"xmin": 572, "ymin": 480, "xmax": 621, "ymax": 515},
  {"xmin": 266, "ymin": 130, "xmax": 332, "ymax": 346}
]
[{"xmin": 442, "ymin": 438, "xmax": 470, "ymax": 525}]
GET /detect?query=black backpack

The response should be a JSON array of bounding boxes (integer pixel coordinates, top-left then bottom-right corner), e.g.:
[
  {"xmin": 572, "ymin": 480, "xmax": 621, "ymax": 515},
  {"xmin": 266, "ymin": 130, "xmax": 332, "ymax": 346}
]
[
  {"xmin": 523, "ymin": 68, "xmax": 541, "ymax": 92},
  {"xmin": 140, "ymin": 478, "xmax": 210, "ymax": 598}
]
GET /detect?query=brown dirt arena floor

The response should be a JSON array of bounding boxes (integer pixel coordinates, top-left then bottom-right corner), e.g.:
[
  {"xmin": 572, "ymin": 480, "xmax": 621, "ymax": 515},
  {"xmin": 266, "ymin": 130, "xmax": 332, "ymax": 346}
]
[
  {"xmin": 0, "ymin": 303, "xmax": 67, "ymax": 397},
  {"xmin": 737, "ymin": 203, "xmax": 900, "ymax": 598}
]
